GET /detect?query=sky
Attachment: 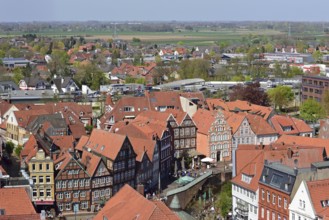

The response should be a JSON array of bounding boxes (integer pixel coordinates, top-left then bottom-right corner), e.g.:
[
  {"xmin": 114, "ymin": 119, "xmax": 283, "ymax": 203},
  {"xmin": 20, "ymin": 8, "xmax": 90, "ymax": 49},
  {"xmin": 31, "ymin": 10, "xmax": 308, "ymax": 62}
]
[{"xmin": 1, "ymin": 0, "xmax": 329, "ymax": 22}]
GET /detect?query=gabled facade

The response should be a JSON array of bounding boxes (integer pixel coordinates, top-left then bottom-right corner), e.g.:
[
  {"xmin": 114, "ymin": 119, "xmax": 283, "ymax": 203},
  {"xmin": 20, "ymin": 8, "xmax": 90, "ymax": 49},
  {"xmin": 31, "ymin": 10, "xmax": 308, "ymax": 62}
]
[
  {"xmin": 208, "ymin": 111, "xmax": 232, "ymax": 161},
  {"xmin": 78, "ymin": 130, "xmax": 137, "ymax": 195},
  {"xmin": 54, "ymin": 153, "xmax": 91, "ymax": 213},
  {"xmin": 85, "ymin": 154, "xmax": 112, "ymax": 211},
  {"xmin": 289, "ymin": 181, "xmax": 316, "ymax": 220},
  {"xmin": 29, "ymin": 149, "xmax": 55, "ymax": 207},
  {"xmin": 168, "ymin": 112, "xmax": 197, "ymax": 158}
]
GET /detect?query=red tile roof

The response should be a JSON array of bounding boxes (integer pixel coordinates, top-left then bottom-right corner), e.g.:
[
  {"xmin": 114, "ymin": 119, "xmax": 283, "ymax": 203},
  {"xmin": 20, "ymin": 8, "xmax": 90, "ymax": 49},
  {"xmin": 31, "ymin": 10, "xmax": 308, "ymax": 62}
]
[
  {"xmin": 307, "ymin": 179, "xmax": 329, "ymax": 218},
  {"xmin": 192, "ymin": 109, "xmax": 216, "ymax": 135},
  {"xmin": 270, "ymin": 115, "xmax": 312, "ymax": 135},
  {"xmin": 245, "ymin": 113, "xmax": 278, "ymax": 135},
  {"xmin": 128, "ymin": 137, "xmax": 156, "ymax": 162},
  {"xmin": 94, "ymin": 184, "xmax": 179, "ymax": 220},
  {"xmin": 69, "ymin": 123, "xmax": 87, "ymax": 139},
  {"xmin": 0, "ymin": 188, "xmax": 38, "ymax": 217},
  {"xmin": 276, "ymin": 135, "xmax": 329, "ymax": 154},
  {"xmin": 85, "ymin": 129, "xmax": 127, "ymax": 160},
  {"xmin": 232, "ymin": 143, "xmax": 326, "ymax": 192},
  {"xmin": 206, "ymin": 99, "xmax": 273, "ymax": 120}
]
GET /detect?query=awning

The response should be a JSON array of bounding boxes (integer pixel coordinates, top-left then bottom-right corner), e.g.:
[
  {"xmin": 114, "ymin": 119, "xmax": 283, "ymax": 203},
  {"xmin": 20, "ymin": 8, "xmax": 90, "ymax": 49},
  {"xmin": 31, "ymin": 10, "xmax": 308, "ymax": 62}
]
[
  {"xmin": 35, "ymin": 200, "xmax": 54, "ymax": 205},
  {"xmin": 201, "ymin": 157, "xmax": 215, "ymax": 163}
]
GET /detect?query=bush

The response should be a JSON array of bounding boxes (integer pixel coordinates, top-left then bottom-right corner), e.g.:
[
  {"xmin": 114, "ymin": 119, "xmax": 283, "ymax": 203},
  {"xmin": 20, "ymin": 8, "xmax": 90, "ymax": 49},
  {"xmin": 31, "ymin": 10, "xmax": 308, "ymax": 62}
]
[
  {"xmin": 5, "ymin": 141, "xmax": 15, "ymax": 156},
  {"xmin": 15, "ymin": 145, "xmax": 23, "ymax": 157}
]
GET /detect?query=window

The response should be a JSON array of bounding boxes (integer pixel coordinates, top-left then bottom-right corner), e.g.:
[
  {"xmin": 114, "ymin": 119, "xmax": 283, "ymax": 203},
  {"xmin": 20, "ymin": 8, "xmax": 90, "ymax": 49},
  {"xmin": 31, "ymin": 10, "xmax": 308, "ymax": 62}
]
[
  {"xmin": 81, "ymin": 201, "xmax": 88, "ymax": 209},
  {"xmin": 68, "ymin": 180, "xmax": 73, "ymax": 188},
  {"xmin": 292, "ymin": 213, "xmax": 295, "ymax": 220},
  {"xmin": 267, "ymin": 191, "xmax": 270, "ymax": 202},
  {"xmin": 46, "ymin": 164, "xmax": 50, "ymax": 170},
  {"xmin": 74, "ymin": 180, "xmax": 79, "ymax": 187},
  {"xmin": 46, "ymin": 176, "xmax": 51, "ymax": 183},
  {"xmin": 278, "ymin": 215, "xmax": 281, "ymax": 220},
  {"xmin": 261, "ymin": 207, "xmax": 264, "ymax": 218},
  {"xmin": 73, "ymin": 191, "xmax": 79, "ymax": 198},
  {"xmin": 39, "ymin": 164, "xmax": 43, "ymax": 171},
  {"xmin": 272, "ymin": 212, "xmax": 276, "ymax": 220},
  {"xmin": 32, "ymin": 164, "xmax": 36, "ymax": 171},
  {"xmin": 62, "ymin": 181, "xmax": 66, "ymax": 188},
  {"xmin": 65, "ymin": 192, "xmax": 70, "ymax": 199},
  {"xmin": 33, "ymin": 188, "xmax": 37, "ymax": 197},
  {"xmin": 32, "ymin": 176, "xmax": 36, "ymax": 184},
  {"xmin": 46, "ymin": 188, "xmax": 51, "ymax": 197},
  {"xmin": 85, "ymin": 179, "xmax": 90, "ymax": 187},
  {"xmin": 278, "ymin": 196, "xmax": 282, "ymax": 207},
  {"xmin": 58, "ymin": 193, "xmax": 63, "ymax": 199},
  {"xmin": 39, "ymin": 176, "xmax": 44, "ymax": 183},
  {"xmin": 80, "ymin": 179, "xmax": 84, "ymax": 187},
  {"xmin": 80, "ymin": 191, "xmax": 86, "ymax": 197},
  {"xmin": 65, "ymin": 203, "xmax": 71, "ymax": 211},
  {"xmin": 270, "ymin": 174, "xmax": 283, "ymax": 187},
  {"xmin": 58, "ymin": 203, "xmax": 63, "ymax": 211},
  {"xmin": 284, "ymin": 198, "xmax": 287, "ymax": 209},
  {"xmin": 262, "ymin": 189, "xmax": 265, "ymax": 200},
  {"xmin": 272, "ymin": 194, "xmax": 276, "ymax": 205},
  {"xmin": 267, "ymin": 210, "xmax": 270, "ymax": 220},
  {"xmin": 39, "ymin": 189, "xmax": 44, "ymax": 197},
  {"xmin": 174, "ymin": 129, "xmax": 179, "ymax": 137},
  {"xmin": 94, "ymin": 191, "xmax": 99, "ymax": 198},
  {"xmin": 123, "ymin": 106, "xmax": 135, "ymax": 112}
]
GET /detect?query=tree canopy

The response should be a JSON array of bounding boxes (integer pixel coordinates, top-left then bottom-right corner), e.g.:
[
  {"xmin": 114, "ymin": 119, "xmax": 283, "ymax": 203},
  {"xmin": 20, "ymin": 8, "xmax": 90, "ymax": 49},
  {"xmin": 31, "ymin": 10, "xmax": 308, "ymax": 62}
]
[
  {"xmin": 229, "ymin": 82, "xmax": 270, "ymax": 106},
  {"xmin": 178, "ymin": 59, "xmax": 210, "ymax": 79},
  {"xmin": 267, "ymin": 85, "xmax": 294, "ymax": 111},
  {"xmin": 300, "ymin": 98, "xmax": 326, "ymax": 122}
]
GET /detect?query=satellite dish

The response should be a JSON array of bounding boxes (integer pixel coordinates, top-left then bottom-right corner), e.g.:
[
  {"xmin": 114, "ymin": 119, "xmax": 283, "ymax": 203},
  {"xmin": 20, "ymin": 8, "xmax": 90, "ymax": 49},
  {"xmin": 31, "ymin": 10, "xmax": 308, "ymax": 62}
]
[{"xmin": 45, "ymin": 55, "xmax": 52, "ymax": 64}]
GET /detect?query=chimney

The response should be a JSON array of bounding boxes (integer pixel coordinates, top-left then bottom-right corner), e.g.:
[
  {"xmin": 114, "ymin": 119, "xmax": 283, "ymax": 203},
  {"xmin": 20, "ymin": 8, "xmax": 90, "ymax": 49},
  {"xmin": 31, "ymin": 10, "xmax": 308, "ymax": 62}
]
[{"xmin": 136, "ymin": 184, "xmax": 145, "ymax": 196}]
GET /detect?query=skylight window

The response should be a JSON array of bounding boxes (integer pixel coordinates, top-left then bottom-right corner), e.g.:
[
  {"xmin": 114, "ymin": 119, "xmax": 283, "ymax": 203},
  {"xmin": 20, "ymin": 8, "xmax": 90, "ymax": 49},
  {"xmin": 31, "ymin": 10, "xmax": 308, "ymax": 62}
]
[{"xmin": 270, "ymin": 174, "xmax": 283, "ymax": 188}]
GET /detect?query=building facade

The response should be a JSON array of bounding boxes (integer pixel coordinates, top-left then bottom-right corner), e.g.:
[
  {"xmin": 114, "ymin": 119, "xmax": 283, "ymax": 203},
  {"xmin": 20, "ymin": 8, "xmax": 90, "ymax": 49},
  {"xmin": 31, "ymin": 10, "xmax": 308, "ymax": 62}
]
[
  {"xmin": 54, "ymin": 153, "xmax": 91, "ymax": 213},
  {"xmin": 208, "ymin": 111, "xmax": 232, "ymax": 161},
  {"xmin": 29, "ymin": 149, "xmax": 55, "ymax": 207},
  {"xmin": 302, "ymin": 74, "xmax": 329, "ymax": 103}
]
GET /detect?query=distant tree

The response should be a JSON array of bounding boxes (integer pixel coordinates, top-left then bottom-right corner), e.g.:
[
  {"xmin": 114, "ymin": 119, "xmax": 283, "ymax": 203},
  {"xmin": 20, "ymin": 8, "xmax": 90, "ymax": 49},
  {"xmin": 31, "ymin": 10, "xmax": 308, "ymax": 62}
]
[
  {"xmin": 7, "ymin": 48, "xmax": 22, "ymax": 58},
  {"xmin": 22, "ymin": 63, "xmax": 32, "ymax": 77},
  {"xmin": 179, "ymin": 59, "xmax": 210, "ymax": 79},
  {"xmin": 267, "ymin": 85, "xmax": 294, "ymax": 111},
  {"xmin": 322, "ymin": 90, "xmax": 329, "ymax": 115},
  {"xmin": 125, "ymin": 76, "xmax": 136, "ymax": 84},
  {"xmin": 0, "ymin": 50, "xmax": 5, "ymax": 58},
  {"xmin": 14, "ymin": 145, "xmax": 23, "ymax": 157},
  {"xmin": 12, "ymin": 67, "xmax": 24, "ymax": 84},
  {"xmin": 300, "ymin": 98, "xmax": 326, "ymax": 122},
  {"xmin": 216, "ymin": 182, "xmax": 232, "ymax": 218},
  {"xmin": 229, "ymin": 82, "xmax": 270, "ymax": 106},
  {"xmin": 47, "ymin": 49, "xmax": 69, "ymax": 76},
  {"xmin": 264, "ymin": 43, "xmax": 274, "ymax": 53},
  {"xmin": 132, "ymin": 37, "xmax": 141, "ymax": 43},
  {"xmin": 313, "ymin": 50, "xmax": 323, "ymax": 63},
  {"xmin": 5, "ymin": 141, "xmax": 14, "ymax": 156}
]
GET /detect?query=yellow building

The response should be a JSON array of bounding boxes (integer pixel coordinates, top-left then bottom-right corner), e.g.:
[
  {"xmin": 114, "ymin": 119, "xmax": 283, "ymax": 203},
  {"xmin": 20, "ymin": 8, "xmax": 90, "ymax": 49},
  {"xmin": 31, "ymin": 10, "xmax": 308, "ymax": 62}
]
[{"xmin": 28, "ymin": 149, "xmax": 55, "ymax": 206}]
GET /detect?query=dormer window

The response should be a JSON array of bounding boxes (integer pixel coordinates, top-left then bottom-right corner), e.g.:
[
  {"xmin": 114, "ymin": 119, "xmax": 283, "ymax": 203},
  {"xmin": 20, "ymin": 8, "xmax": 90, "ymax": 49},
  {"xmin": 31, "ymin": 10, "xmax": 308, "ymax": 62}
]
[
  {"xmin": 80, "ymin": 111, "xmax": 84, "ymax": 116},
  {"xmin": 282, "ymin": 126, "xmax": 293, "ymax": 132},
  {"xmin": 241, "ymin": 174, "xmax": 251, "ymax": 184},
  {"xmin": 123, "ymin": 106, "xmax": 135, "ymax": 112}
]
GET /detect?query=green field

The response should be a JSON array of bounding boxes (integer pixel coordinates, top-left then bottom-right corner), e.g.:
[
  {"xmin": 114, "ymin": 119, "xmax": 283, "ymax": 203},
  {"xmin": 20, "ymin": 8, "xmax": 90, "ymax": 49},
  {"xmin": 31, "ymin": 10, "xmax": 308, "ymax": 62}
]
[{"xmin": 0, "ymin": 28, "xmax": 285, "ymax": 46}]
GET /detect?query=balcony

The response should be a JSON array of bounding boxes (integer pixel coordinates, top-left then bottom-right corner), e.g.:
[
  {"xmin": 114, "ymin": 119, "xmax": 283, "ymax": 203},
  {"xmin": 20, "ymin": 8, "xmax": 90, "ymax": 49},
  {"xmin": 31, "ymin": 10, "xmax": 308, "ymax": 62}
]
[{"xmin": 235, "ymin": 200, "xmax": 248, "ymax": 219}]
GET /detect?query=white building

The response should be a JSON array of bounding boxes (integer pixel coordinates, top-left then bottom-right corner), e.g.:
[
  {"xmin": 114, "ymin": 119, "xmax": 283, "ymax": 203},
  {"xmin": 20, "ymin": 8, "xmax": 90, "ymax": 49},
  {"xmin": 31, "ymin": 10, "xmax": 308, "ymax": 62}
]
[
  {"xmin": 289, "ymin": 178, "xmax": 329, "ymax": 220},
  {"xmin": 231, "ymin": 152, "xmax": 264, "ymax": 220}
]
